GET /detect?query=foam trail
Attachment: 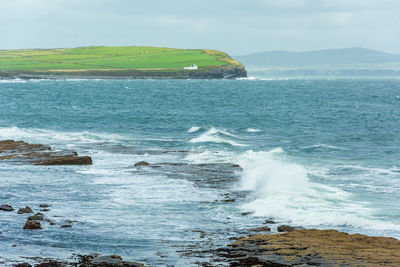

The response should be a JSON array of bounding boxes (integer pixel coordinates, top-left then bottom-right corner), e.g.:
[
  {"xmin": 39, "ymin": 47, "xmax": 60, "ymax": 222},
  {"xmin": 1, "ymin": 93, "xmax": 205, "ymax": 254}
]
[
  {"xmin": 189, "ymin": 127, "xmax": 247, "ymax": 147},
  {"xmin": 237, "ymin": 150, "xmax": 400, "ymax": 230}
]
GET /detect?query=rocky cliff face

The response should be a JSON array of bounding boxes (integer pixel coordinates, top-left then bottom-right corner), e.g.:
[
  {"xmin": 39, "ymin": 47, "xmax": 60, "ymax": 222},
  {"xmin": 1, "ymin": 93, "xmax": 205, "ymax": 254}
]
[
  {"xmin": 187, "ymin": 67, "xmax": 247, "ymax": 79},
  {"xmin": 1, "ymin": 66, "xmax": 247, "ymax": 80}
]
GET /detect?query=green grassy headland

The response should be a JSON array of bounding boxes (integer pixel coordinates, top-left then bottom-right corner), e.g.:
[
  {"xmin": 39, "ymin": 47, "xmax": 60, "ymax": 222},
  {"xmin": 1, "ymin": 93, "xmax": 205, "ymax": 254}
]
[{"xmin": 0, "ymin": 46, "xmax": 243, "ymax": 75}]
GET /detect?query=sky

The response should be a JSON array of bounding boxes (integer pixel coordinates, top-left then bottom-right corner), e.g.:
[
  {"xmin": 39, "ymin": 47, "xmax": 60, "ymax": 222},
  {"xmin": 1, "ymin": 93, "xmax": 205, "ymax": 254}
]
[{"xmin": 0, "ymin": 0, "xmax": 399, "ymax": 55}]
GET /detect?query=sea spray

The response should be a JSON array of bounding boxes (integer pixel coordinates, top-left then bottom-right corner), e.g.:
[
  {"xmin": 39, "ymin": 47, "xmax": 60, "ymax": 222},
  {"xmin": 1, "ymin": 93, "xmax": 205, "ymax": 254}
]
[{"xmin": 237, "ymin": 149, "xmax": 398, "ymax": 230}]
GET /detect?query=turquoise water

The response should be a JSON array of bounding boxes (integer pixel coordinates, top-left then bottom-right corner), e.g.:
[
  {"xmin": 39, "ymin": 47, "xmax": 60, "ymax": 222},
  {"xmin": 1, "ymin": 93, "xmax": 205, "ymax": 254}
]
[{"xmin": 1, "ymin": 78, "xmax": 400, "ymax": 265}]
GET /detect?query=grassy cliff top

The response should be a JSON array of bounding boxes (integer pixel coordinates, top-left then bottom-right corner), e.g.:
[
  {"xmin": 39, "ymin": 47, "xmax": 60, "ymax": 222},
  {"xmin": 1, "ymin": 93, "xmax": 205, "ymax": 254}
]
[{"xmin": 0, "ymin": 46, "xmax": 243, "ymax": 72}]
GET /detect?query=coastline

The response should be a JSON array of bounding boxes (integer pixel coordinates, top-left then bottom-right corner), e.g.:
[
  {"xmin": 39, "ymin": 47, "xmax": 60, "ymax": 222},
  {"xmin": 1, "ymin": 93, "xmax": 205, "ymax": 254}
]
[
  {"xmin": 2, "ymin": 141, "xmax": 400, "ymax": 266},
  {"xmin": 0, "ymin": 68, "xmax": 247, "ymax": 81}
]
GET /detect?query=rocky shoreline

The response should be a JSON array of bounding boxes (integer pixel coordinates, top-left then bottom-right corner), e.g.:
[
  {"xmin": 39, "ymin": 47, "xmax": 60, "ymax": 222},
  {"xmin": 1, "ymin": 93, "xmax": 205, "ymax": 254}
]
[
  {"xmin": 2, "ymin": 146, "xmax": 400, "ymax": 266},
  {"xmin": 0, "ymin": 140, "xmax": 92, "ymax": 165},
  {"xmin": 0, "ymin": 67, "xmax": 247, "ymax": 80}
]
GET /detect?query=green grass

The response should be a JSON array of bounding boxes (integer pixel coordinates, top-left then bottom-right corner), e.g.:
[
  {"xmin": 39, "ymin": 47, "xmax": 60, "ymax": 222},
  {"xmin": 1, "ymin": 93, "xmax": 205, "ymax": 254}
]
[{"xmin": 0, "ymin": 46, "xmax": 243, "ymax": 72}]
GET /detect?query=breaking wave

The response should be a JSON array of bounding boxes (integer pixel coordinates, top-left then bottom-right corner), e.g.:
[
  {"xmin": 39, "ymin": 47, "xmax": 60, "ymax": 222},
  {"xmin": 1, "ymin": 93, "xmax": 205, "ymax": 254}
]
[
  {"xmin": 188, "ymin": 127, "xmax": 248, "ymax": 147},
  {"xmin": 237, "ymin": 149, "xmax": 400, "ymax": 231}
]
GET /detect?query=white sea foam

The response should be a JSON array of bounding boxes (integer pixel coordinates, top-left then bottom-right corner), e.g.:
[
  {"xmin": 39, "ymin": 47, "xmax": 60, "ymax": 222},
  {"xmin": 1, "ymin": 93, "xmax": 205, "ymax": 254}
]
[
  {"xmin": 0, "ymin": 79, "xmax": 27, "ymax": 83},
  {"xmin": 246, "ymin": 128, "xmax": 262, "ymax": 133},
  {"xmin": 0, "ymin": 126, "xmax": 126, "ymax": 147},
  {"xmin": 237, "ymin": 150, "xmax": 400, "ymax": 230},
  {"xmin": 188, "ymin": 126, "xmax": 202, "ymax": 133},
  {"xmin": 302, "ymin": 144, "xmax": 348, "ymax": 150},
  {"xmin": 189, "ymin": 127, "xmax": 247, "ymax": 147}
]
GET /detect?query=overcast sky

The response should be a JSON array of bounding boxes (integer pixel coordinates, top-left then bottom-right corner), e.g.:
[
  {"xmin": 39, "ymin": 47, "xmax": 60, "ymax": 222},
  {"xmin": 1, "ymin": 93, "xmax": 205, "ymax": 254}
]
[{"xmin": 1, "ymin": 0, "xmax": 399, "ymax": 55}]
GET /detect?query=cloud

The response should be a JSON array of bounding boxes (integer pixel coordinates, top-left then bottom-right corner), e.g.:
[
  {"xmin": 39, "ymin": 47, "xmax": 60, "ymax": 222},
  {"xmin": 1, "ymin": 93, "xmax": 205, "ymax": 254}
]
[{"xmin": 0, "ymin": 0, "xmax": 399, "ymax": 54}]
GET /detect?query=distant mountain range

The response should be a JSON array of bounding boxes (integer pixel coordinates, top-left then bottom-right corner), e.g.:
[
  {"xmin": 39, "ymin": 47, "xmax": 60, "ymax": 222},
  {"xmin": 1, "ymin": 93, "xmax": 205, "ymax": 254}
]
[{"xmin": 235, "ymin": 48, "xmax": 400, "ymax": 67}]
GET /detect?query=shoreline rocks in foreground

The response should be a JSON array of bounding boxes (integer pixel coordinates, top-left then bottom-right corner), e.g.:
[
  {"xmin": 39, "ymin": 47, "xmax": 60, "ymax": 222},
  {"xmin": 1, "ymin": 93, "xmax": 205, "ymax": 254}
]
[
  {"xmin": 0, "ymin": 140, "xmax": 92, "ymax": 165},
  {"xmin": 216, "ymin": 228, "xmax": 400, "ymax": 266}
]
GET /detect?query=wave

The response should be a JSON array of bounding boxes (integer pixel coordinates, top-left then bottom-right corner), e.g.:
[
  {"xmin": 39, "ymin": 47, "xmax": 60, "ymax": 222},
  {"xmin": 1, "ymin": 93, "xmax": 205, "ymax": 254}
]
[
  {"xmin": 246, "ymin": 128, "xmax": 262, "ymax": 133},
  {"xmin": 0, "ymin": 79, "xmax": 27, "ymax": 83},
  {"xmin": 301, "ymin": 144, "xmax": 348, "ymax": 150},
  {"xmin": 236, "ymin": 77, "xmax": 289, "ymax": 81},
  {"xmin": 188, "ymin": 127, "xmax": 247, "ymax": 147},
  {"xmin": 0, "ymin": 126, "xmax": 126, "ymax": 147},
  {"xmin": 237, "ymin": 150, "xmax": 400, "ymax": 231},
  {"xmin": 188, "ymin": 126, "xmax": 202, "ymax": 133}
]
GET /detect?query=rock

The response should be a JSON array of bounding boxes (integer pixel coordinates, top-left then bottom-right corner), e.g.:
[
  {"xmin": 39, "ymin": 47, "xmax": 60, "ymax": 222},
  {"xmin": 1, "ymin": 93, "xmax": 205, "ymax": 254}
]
[
  {"xmin": 0, "ymin": 204, "xmax": 14, "ymax": 211},
  {"xmin": 50, "ymin": 221, "xmax": 56, "ymax": 225},
  {"xmin": 248, "ymin": 226, "xmax": 271, "ymax": 232},
  {"xmin": 40, "ymin": 209, "xmax": 50, "ymax": 212},
  {"xmin": 89, "ymin": 255, "xmax": 146, "ymax": 267},
  {"xmin": 277, "ymin": 224, "xmax": 297, "ymax": 232},
  {"xmin": 241, "ymin": 212, "xmax": 252, "ymax": 216},
  {"xmin": 23, "ymin": 220, "xmax": 42, "ymax": 230},
  {"xmin": 39, "ymin": 204, "xmax": 50, "ymax": 208},
  {"xmin": 14, "ymin": 264, "xmax": 32, "ymax": 267},
  {"xmin": 65, "ymin": 220, "xmax": 77, "ymax": 224},
  {"xmin": 60, "ymin": 225, "xmax": 72, "ymax": 228},
  {"xmin": 28, "ymin": 214, "xmax": 44, "ymax": 221},
  {"xmin": 0, "ymin": 140, "xmax": 92, "ymax": 165},
  {"xmin": 18, "ymin": 206, "xmax": 33, "ymax": 214},
  {"xmin": 265, "ymin": 219, "xmax": 276, "ymax": 224},
  {"xmin": 223, "ymin": 229, "xmax": 400, "ymax": 266},
  {"xmin": 134, "ymin": 161, "xmax": 150, "ymax": 167},
  {"xmin": 35, "ymin": 155, "xmax": 92, "ymax": 165}
]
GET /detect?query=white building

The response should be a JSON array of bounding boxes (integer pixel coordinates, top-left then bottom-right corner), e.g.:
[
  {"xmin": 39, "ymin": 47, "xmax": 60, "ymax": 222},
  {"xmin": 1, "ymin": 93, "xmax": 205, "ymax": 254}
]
[{"xmin": 184, "ymin": 64, "xmax": 198, "ymax": 70}]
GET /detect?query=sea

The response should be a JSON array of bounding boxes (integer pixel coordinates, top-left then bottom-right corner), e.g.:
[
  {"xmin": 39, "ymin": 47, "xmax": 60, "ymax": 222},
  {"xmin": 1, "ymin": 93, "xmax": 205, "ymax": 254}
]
[{"xmin": 1, "ymin": 77, "xmax": 400, "ymax": 266}]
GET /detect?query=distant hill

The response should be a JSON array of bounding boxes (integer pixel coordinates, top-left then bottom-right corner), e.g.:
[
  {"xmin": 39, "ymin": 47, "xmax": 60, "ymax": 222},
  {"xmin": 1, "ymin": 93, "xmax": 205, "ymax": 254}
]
[{"xmin": 235, "ymin": 48, "xmax": 400, "ymax": 67}]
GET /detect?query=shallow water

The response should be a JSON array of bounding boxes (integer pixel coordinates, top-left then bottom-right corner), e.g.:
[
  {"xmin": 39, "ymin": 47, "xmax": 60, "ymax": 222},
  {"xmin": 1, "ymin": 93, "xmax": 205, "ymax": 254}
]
[{"xmin": 0, "ymin": 78, "xmax": 400, "ymax": 266}]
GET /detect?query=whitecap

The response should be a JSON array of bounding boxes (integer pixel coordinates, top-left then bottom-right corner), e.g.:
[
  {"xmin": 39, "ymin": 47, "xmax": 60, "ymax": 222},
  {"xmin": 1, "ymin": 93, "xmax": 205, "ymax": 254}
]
[
  {"xmin": 188, "ymin": 127, "xmax": 247, "ymax": 147},
  {"xmin": 302, "ymin": 144, "xmax": 348, "ymax": 150},
  {"xmin": 246, "ymin": 128, "xmax": 262, "ymax": 133},
  {"xmin": 188, "ymin": 126, "xmax": 201, "ymax": 133}
]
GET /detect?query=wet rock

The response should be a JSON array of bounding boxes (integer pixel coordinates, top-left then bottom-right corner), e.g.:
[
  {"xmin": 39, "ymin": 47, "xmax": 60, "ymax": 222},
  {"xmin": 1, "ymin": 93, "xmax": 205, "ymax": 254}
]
[
  {"xmin": 277, "ymin": 225, "xmax": 296, "ymax": 232},
  {"xmin": 241, "ymin": 212, "xmax": 252, "ymax": 216},
  {"xmin": 14, "ymin": 263, "xmax": 32, "ymax": 267},
  {"xmin": 49, "ymin": 221, "xmax": 56, "ymax": 225},
  {"xmin": 36, "ymin": 261, "xmax": 63, "ymax": 267},
  {"xmin": 65, "ymin": 220, "xmax": 77, "ymax": 224},
  {"xmin": 18, "ymin": 206, "xmax": 33, "ymax": 214},
  {"xmin": 0, "ymin": 204, "xmax": 14, "ymax": 211},
  {"xmin": 248, "ymin": 226, "xmax": 271, "ymax": 232},
  {"xmin": 35, "ymin": 155, "xmax": 92, "ymax": 165},
  {"xmin": 265, "ymin": 219, "xmax": 276, "ymax": 224},
  {"xmin": 39, "ymin": 204, "xmax": 50, "ymax": 208},
  {"xmin": 40, "ymin": 209, "xmax": 50, "ymax": 212},
  {"xmin": 88, "ymin": 254, "xmax": 147, "ymax": 266},
  {"xmin": 134, "ymin": 161, "xmax": 150, "ymax": 167},
  {"xmin": 219, "ymin": 228, "xmax": 400, "ymax": 266},
  {"xmin": 0, "ymin": 140, "xmax": 92, "ymax": 165},
  {"xmin": 60, "ymin": 224, "xmax": 72, "ymax": 228},
  {"xmin": 28, "ymin": 213, "xmax": 44, "ymax": 221},
  {"xmin": 23, "ymin": 220, "xmax": 42, "ymax": 230}
]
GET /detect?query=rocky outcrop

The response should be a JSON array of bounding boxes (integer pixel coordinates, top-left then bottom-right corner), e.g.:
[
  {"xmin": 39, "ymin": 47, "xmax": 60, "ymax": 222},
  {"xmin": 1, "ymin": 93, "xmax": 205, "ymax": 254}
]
[
  {"xmin": 18, "ymin": 206, "xmax": 33, "ymax": 214},
  {"xmin": 0, "ymin": 204, "xmax": 14, "ymax": 211},
  {"xmin": 11, "ymin": 254, "xmax": 147, "ymax": 267},
  {"xmin": 134, "ymin": 161, "xmax": 150, "ymax": 167},
  {"xmin": 23, "ymin": 219, "xmax": 42, "ymax": 230},
  {"xmin": 217, "ymin": 229, "xmax": 400, "ymax": 266},
  {"xmin": 0, "ymin": 140, "xmax": 92, "ymax": 165}
]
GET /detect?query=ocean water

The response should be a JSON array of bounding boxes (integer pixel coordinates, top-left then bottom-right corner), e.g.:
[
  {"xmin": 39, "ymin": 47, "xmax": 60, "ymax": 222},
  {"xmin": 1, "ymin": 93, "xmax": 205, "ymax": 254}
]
[{"xmin": 1, "ymin": 78, "xmax": 400, "ymax": 266}]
